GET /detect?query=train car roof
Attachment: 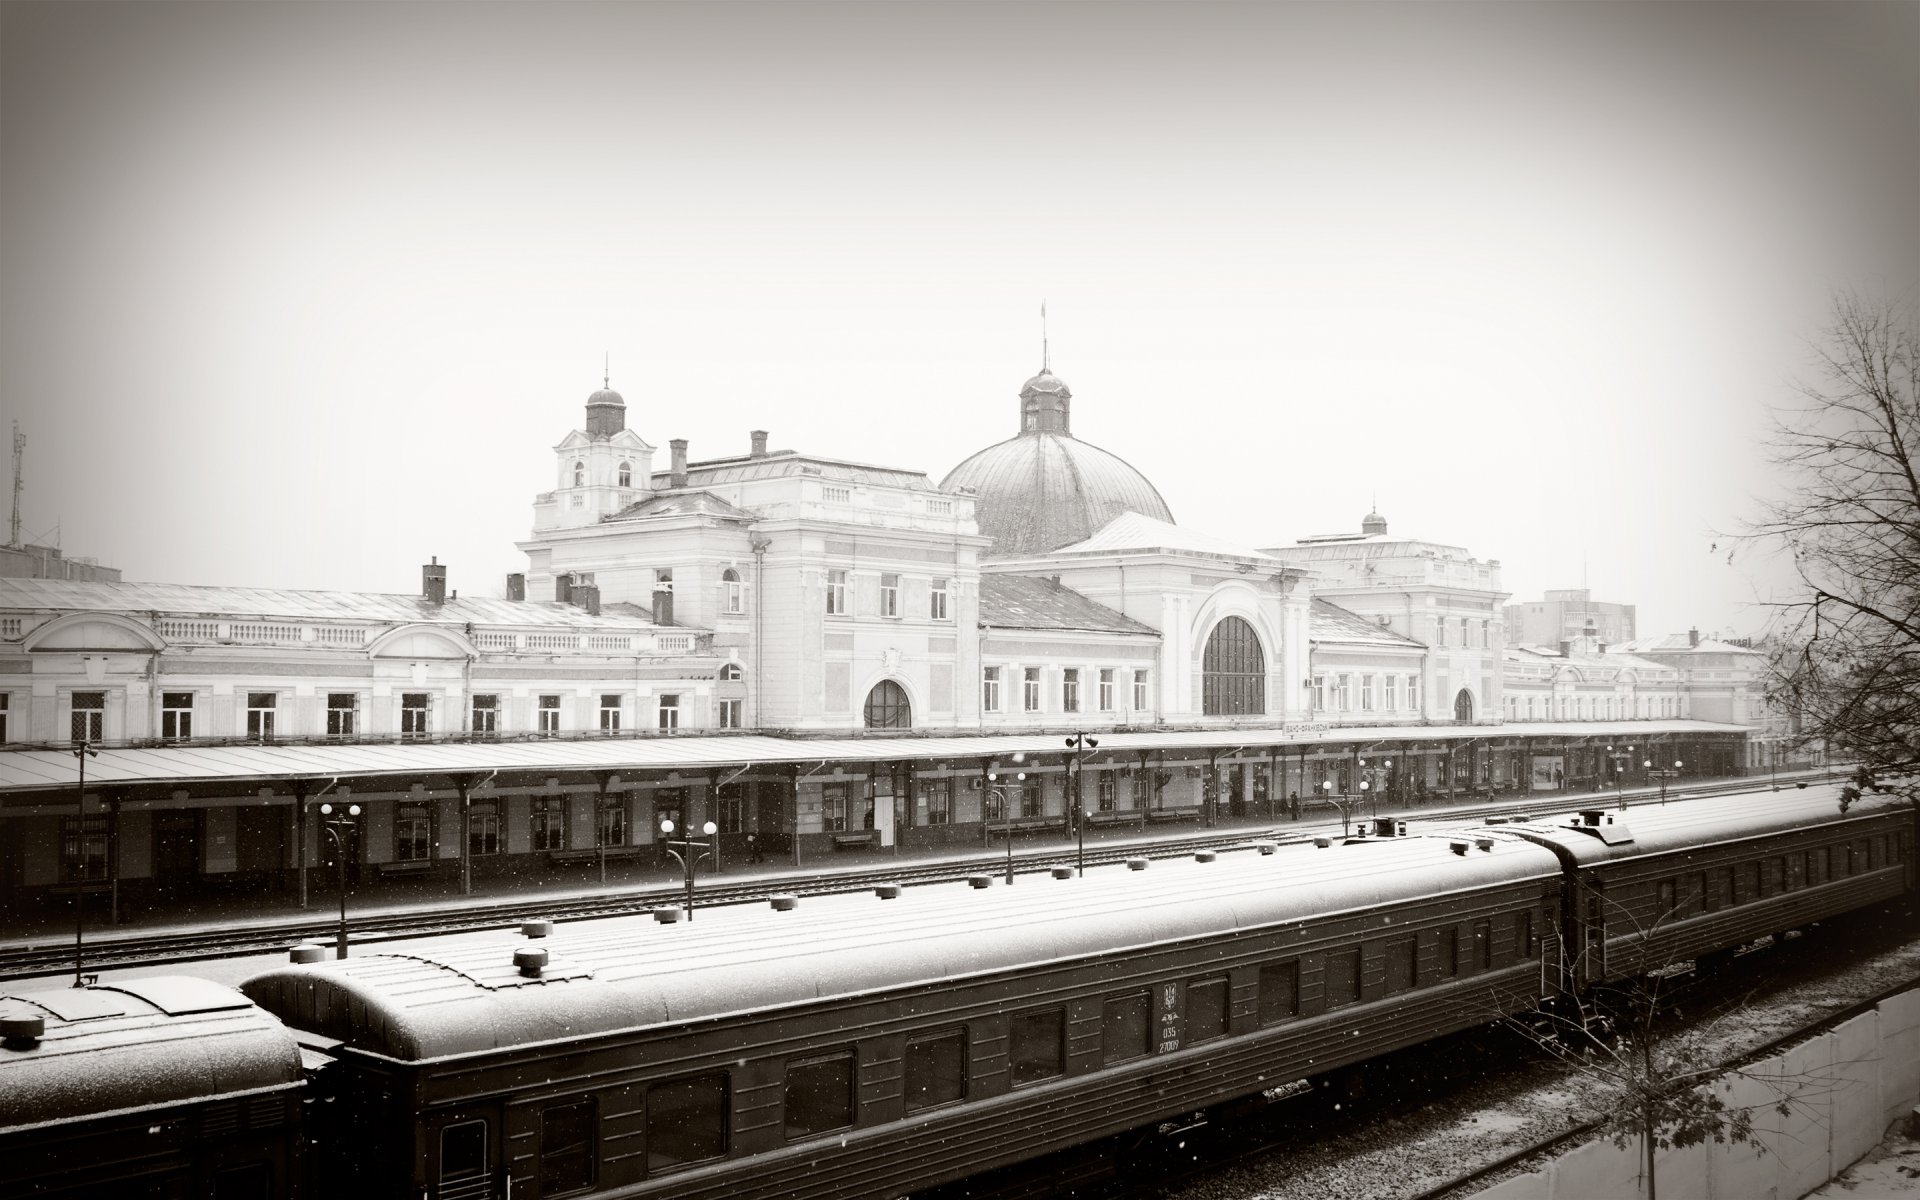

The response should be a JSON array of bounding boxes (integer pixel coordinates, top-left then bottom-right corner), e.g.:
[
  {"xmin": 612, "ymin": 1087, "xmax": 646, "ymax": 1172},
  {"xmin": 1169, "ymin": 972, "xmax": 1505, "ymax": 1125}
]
[
  {"xmin": 0, "ymin": 976, "xmax": 305, "ymax": 1131},
  {"xmin": 1481, "ymin": 784, "xmax": 1905, "ymax": 864},
  {"xmin": 241, "ymin": 832, "xmax": 1563, "ymax": 1063}
]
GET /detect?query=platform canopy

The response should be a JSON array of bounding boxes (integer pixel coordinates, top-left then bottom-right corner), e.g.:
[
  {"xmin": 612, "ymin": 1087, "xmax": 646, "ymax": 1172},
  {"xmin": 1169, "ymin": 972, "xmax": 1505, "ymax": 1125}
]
[{"xmin": 0, "ymin": 720, "xmax": 1749, "ymax": 796}]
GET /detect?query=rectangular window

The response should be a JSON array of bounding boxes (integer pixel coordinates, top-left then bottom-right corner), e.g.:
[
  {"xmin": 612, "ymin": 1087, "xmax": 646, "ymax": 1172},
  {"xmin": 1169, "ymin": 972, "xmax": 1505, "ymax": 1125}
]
[
  {"xmin": 1097, "ymin": 668, "xmax": 1116, "ymax": 711},
  {"xmin": 723, "ymin": 575, "xmax": 744, "ymax": 614},
  {"xmin": 538, "ymin": 695, "xmax": 561, "ymax": 737},
  {"xmin": 468, "ymin": 799, "xmax": 500, "ymax": 857},
  {"xmin": 646, "ymin": 1073, "xmax": 729, "ymax": 1173},
  {"xmin": 599, "ymin": 694, "xmax": 622, "ymax": 733},
  {"xmin": 1325, "ymin": 948, "xmax": 1362, "ymax": 1009},
  {"xmin": 657, "ymin": 694, "xmax": 680, "ymax": 732},
  {"xmin": 1439, "ymin": 927, "xmax": 1460, "ymax": 977},
  {"xmin": 1385, "ymin": 675, "xmax": 1398, "ymax": 711},
  {"xmin": 468, "ymin": 694, "xmax": 496, "ymax": 736},
  {"xmin": 1360, "ymin": 675, "xmax": 1375, "ymax": 711},
  {"xmin": 1132, "ymin": 669, "xmax": 1149, "ymax": 713},
  {"xmin": 161, "ymin": 691, "xmax": 194, "ymax": 740},
  {"xmin": 1097, "ymin": 774, "xmax": 1116, "ymax": 812},
  {"xmin": 1474, "ymin": 919, "xmax": 1494, "ymax": 969},
  {"xmin": 530, "ymin": 797, "xmax": 568, "ymax": 851},
  {"xmin": 1405, "ymin": 675, "xmax": 1420, "ymax": 712},
  {"xmin": 70, "ymin": 690, "xmax": 106, "ymax": 743},
  {"xmin": 1335, "ymin": 674, "xmax": 1352, "ymax": 711},
  {"xmin": 982, "ymin": 666, "xmax": 1002, "ymax": 713},
  {"xmin": 1103, "ymin": 993, "xmax": 1152, "ymax": 1064},
  {"xmin": 905, "ymin": 1029, "xmax": 968, "ymax": 1112},
  {"xmin": 1384, "ymin": 935, "xmax": 1417, "ymax": 993},
  {"xmin": 245, "ymin": 692, "xmax": 276, "ymax": 742},
  {"xmin": 1658, "ymin": 878, "xmax": 1678, "ymax": 915},
  {"xmin": 599, "ymin": 798, "xmax": 628, "ymax": 847},
  {"xmin": 395, "ymin": 801, "xmax": 432, "ymax": 862},
  {"xmin": 400, "ymin": 693, "xmax": 429, "ymax": 739},
  {"xmin": 1186, "ymin": 977, "xmax": 1229, "ymax": 1043},
  {"xmin": 880, "ymin": 573, "xmax": 900, "ymax": 618},
  {"xmin": 1010, "ymin": 1008, "xmax": 1064, "ymax": 1086},
  {"xmin": 1258, "ymin": 960, "xmax": 1300, "ymax": 1024},
  {"xmin": 1023, "ymin": 668, "xmax": 1041, "ymax": 713},
  {"xmin": 784, "ymin": 1051, "xmax": 854, "ymax": 1141},
  {"xmin": 718, "ymin": 699, "xmax": 742, "ymax": 729},
  {"xmin": 1062, "ymin": 668, "xmax": 1080, "ymax": 713},
  {"xmin": 439, "ymin": 1121, "xmax": 487, "ymax": 1195},
  {"xmin": 822, "ymin": 782, "xmax": 848, "ymax": 833},
  {"xmin": 61, "ymin": 814, "xmax": 108, "ymax": 882},
  {"xmin": 1021, "ymin": 777, "xmax": 1043, "ymax": 819},
  {"xmin": 930, "ymin": 577, "xmax": 949, "ymax": 621},
  {"xmin": 826, "ymin": 569, "xmax": 848, "ymax": 615},
  {"xmin": 328, "ymin": 693, "xmax": 359, "ymax": 739},
  {"xmin": 540, "ymin": 1099, "xmax": 596, "ymax": 1195},
  {"xmin": 1311, "ymin": 675, "xmax": 1326, "ymax": 711},
  {"xmin": 1434, "ymin": 618, "xmax": 1447, "ymax": 647},
  {"xmin": 919, "ymin": 778, "xmax": 952, "ymax": 826}
]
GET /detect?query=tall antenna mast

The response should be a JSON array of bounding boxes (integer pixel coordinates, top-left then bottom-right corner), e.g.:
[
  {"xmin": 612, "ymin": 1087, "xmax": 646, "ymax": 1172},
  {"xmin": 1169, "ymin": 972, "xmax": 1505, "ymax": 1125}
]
[
  {"xmin": 1041, "ymin": 300, "xmax": 1049, "ymax": 373},
  {"xmin": 8, "ymin": 422, "xmax": 22, "ymax": 550}
]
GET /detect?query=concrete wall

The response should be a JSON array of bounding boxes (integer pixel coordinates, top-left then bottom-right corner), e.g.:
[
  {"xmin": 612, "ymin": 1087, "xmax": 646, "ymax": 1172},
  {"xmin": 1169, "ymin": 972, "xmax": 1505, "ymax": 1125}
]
[{"xmin": 1467, "ymin": 987, "xmax": 1920, "ymax": 1200}]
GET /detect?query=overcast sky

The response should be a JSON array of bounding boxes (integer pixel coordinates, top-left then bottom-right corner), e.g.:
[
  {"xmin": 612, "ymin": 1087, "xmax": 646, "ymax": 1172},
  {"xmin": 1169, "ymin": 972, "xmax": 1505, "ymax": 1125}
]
[{"xmin": 3, "ymin": 1, "xmax": 1914, "ymax": 640}]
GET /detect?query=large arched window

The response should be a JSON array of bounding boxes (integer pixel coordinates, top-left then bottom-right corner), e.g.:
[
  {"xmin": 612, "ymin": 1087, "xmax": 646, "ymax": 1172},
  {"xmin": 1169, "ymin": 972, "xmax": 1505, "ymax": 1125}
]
[
  {"xmin": 721, "ymin": 567, "xmax": 743, "ymax": 614},
  {"xmin": 617, "ymin": 461, "xmax": 632, "ymax": 487},
  {"xmin": 571, "ymin": 460, "xmax": 585, "ymax": 487},
  {"xmin": 864, "ymin": 680, "xmax": 912, "ymax": 729},
  {"xmin": 1201, "ymin": 616, "xmax": 1265, "ymax": 716},
  {"xmin": 1453, "ymin": 688, "xmax": 1474, "ymax": 723}
]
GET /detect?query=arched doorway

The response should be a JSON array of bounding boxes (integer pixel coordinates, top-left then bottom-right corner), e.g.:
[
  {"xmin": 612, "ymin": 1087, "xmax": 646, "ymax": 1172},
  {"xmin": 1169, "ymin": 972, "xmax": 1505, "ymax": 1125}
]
[
  {"xmin": 864, "ymin": 680, "xmax": 912, "ymax": 729},
  {"xmin": 1202, "ymin": 615, "xmax": 1265, "ymax": 716},
  {"xmin": 1453, "ymin": 688, "xmax": 1474, "ymax": 723}
]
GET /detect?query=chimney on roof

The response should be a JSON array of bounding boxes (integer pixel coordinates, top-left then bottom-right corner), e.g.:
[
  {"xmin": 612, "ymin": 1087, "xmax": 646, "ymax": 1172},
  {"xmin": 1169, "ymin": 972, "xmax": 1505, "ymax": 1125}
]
[
  {"xmin": 555, "ymin": 573, "xmax": 574, "ymax": 604},
  {"xmin": 573, "ymin": 581, "xmax": 601, "ymax": 616},
  {"xmin": 1688, "ymin": 626, "xmax": 1699, "ymax": 647},
  {"xmin": 669, "ymin": 439, "xmax": 688, "ymax": 489},
  {"xmin": 506, "ymin": 573, "xmax": 525, "ymax": 601},
  {"xmin": 1558, "ymin": 639, "xmax": 1571, "ymax": 658},
  {"xmin": 422, "ymin": 557, "xmax": 447, "ymax": 605},
  {"xmin": 750, "ymin": 429, "xmax": 769, "ymax": 459}
]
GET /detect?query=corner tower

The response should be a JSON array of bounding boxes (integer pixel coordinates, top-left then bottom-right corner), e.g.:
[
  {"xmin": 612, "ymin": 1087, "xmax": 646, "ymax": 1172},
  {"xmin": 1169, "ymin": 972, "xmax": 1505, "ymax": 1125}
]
[{"xmin": 532, "ymin": 374, "xmax": 656, "ymax": 532}]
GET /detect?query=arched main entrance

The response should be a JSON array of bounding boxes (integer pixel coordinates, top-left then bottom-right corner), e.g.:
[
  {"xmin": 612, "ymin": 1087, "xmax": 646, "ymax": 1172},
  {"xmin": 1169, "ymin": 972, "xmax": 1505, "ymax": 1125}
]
[
  {"xmin": 864, "ymin": 680, "xmax": 912, "ymax": 729},
  {"xmin": 1453, "ymin": 688, "xmax": 1474, "ymax": 723},
  {"xmin": 1202, "ymin": 615, "xmax": 1265, "ymax": 716}
]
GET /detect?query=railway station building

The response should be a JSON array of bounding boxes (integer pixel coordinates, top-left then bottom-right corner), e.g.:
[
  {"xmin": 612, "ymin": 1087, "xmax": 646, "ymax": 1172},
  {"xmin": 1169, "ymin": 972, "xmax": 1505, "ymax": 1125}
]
[{"xmin": 0, "ymin": 360, "xmax": 1764, "ymax": 919}]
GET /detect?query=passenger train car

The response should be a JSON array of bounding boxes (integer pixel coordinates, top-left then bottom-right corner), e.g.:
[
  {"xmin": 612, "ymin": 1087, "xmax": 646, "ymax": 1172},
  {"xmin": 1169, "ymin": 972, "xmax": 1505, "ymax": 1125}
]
[
  {"xmin": 0, "ymin": 975, "xmax": 308, "ymax": 1199},
  {"xmin": 228, "ymin": 785, "xmax": 1912, "ymax": 1200}
]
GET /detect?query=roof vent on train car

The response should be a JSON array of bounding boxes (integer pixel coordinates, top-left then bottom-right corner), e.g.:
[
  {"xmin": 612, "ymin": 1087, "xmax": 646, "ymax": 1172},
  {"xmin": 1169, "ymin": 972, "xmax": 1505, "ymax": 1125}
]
[
  {"xmin": 514, "ymin": 947, "xmax": 548, "ymax": 978},
  {"xmin": 967, "ymin": 875, "xmax": 992, "ymax": 889},
  {"xmin": 1314, "ymin": 837, "xmax": 1332, "ymax": 849},
  {"xmin": 1195, "ymin": 851, "xmax": 1217, "ymax": 863},
  {"xmin": 288, "ymin": 944, "xmax": 326, "ymax": 964},
  {"xmin": 1372, "ymin": 819, "xmax": 1408, "ymax": 838},
  {"xmin": 1127, "ymin": 858, "xmax": 1149, "ymax": 871},
  {"xmin": 653, "ymin": 908, "xmax": 682, "ymax": 924},
  {"xmin": 1252, "ymin": 841, "xmax": 1278, "ymax": 855},
  {"xmin": 1050, "ymin": 866, "xmax": 1074, "ymax": 880},
  {"xmin": 770, "ymin": 894, "xmax": 800, "ymax": 910},
  {"xmin": 1476, "ymin": 838, "xmax": 1495, "ymax": 853},
  {"xmin": 1449, "ymin": 841, "xmax": 1470, "ymax": 856},
  {"xmin": 521, "ymin": 920, "xmax": 553, "ymax": 939},
  {"xmin": 1578, "ymin": 810, "xmax": 1609, "ymax": 827},
  {"xmin": 1568, "ymin": 810, "xmax": 1636, "ymax": 845},
  {"xmin": 1, "ymin": 1015, "xmax": 44, "ymax": 1048},
  {"xmin": 876, "ymin": 883, "xmax": 903, "ymax": 898}
]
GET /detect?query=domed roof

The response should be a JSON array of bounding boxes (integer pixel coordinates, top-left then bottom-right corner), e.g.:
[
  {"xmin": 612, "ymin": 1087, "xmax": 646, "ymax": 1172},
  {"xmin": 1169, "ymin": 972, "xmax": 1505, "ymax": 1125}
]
[
  {"xmin": 587, "ymin": 386, "xmax": 625, "ymax": 407},
  {"xmin": 942, "ymin": 432, "xmax": 1174, "ymax": 558},
  {"xmin": 1020, "ymin": 370, "xmax": 1071, "ymax": 397}
]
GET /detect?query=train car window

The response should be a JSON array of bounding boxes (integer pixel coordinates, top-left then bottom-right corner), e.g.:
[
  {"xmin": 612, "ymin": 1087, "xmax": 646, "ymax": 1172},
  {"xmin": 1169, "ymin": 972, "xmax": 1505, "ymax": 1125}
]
[
  {"xmin": 1695, "ymin": 871, "xmax": 1712, "ymax": 912},
  {"xmin": 1805, "ymin": 849, "xmax": 1821, "ymax": 886},
  {"xmin": 1187, "ymin": 977, "xmax": 1229, "ymax": 1042},
  {"xmin": 1844, "ymin": 843, "xmax": 1859, "ymax": 876},
  {"xmin": 784, "ymin": 1051, "xmax": 855, "ymax": 1140},
  {"xmin": 1739, "ymin": 862, "xmax": 1760, "ymax": 904},
  {"xmin": 1766, "ymin": 856, "xmax": 1784, "ymax": 895},
  {"xmin": 906, "ymin": 1029, "xmax": 969, "ymax": 1110},
  {"xmin": 1515, "ymin": 910, "xmax": 1536, "ymax": 957},
  {"xmin": 1383, "ymin": 936, "xmax": 1416, "ymax": 994},
  {"xmin": 1325, "ymin": 948, "xmax": 1361, "ymax": 1009},
  {"xmin": 1258, "ymin": 961, "xmax": 1300, "ymax": 1023},
  {"xmin": 1871, "ymin": 837, "xmax": 1884, "ymax": 870},
  {"xmin": 211, "ymin": 1163, "xmax": 271, "ymax": 1200},
  {"xmin": 1657, "ymin": 880, "xmax": 1678, "ymax": 921},
  {"xmin": 1103, "ymin": 993, "xmax": 1153, "ymax": 1062},
  {"xmin": 540, "ymin": 1099, "xmax": 597, "ymax": 1194},
  {"xmin": 1437, "ymin": 928, "xmax": 1460, "ymax": 978},
  {"xmin": 646, "ymin": 1073, "xmax": 729, "ymax": 1173},
  {"xmin": 1010, "ymin": 1008, "xmax": 1065, "ymax": 1085},
  {"xmin": 441, "ymin": 1120, "xmax": 489, "ymax": 1193},
  {"xmin": 1473, "ymin": 920, "xmax": 1493, "ymax": 971}
]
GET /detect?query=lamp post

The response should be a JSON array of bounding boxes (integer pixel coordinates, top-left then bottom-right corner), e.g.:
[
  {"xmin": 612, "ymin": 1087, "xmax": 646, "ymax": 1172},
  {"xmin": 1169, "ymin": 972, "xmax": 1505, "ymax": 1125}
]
[
  {"xmin": 71, "ymin": 739, "xmax": 97, "ymax": 988},
  {"xmin": 1607, "ymin": 744, "xmax": 1634, "ymax": 811},
  {"xmin": 1321, "ymin": 778, "xmax": 1350, "ymax": 836},
  {"xmin": 1650, "ymin": 759, "xmax": 1683, "ymax": 805},
  {"xmin": 660, "ymin": 818, "xmax": 718, "ymax": 920},
  {"xmin": 1066, "ymin": 734, "xmax": 1099, "ymax": 876},
  {"xmin": 986, "ymin": 767, "xmax": 1025, "ymax": 884},
  {"xmin": 317, "ymin": 801, "xmax": 361, "ymax": 959}
]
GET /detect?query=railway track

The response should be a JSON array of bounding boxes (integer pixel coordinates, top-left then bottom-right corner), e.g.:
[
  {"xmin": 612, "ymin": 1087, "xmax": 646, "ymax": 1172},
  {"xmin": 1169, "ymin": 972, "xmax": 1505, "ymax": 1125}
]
[{"xmin": 0, "ymin": 773, "xmax": 1834, "ymax": 981}]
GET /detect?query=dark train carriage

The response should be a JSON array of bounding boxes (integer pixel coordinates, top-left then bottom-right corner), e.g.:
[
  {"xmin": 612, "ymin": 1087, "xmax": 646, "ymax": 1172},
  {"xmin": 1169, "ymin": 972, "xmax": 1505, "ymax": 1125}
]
[
  {"xmin": 240, "ymin": 831, "xmax": 1564, "ymax": 1200},
  {"xmin": 0, "ymin": 976, "xmax": 308, "ymax": 1200},
  {"xmin": 1493, "ymin": 788, "xmax": 1914, "ymax": 985}
]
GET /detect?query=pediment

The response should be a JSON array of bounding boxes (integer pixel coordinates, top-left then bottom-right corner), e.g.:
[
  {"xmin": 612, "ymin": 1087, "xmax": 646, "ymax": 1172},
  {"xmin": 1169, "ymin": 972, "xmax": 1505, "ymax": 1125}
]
[
  {"xmin": 367, "ymin": 624, "xmax": 477, "ymax": 659},
  {"xmin": 24, "ymin": 612, "xmax": 165, "ymax": 652}
]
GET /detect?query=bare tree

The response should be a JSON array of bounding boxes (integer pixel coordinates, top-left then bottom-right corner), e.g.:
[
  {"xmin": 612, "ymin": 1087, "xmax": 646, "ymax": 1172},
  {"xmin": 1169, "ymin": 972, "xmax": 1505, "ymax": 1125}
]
[{"xmin": 1746, "ymin": 291, "xmax": 1919, "ymax": 809}]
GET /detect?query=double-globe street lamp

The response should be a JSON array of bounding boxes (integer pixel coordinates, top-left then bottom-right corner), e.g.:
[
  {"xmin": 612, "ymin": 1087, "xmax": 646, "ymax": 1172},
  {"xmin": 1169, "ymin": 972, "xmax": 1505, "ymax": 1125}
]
[
  {"xmin": 1607, "ymin": 744, "xmax": 1636, "ymax": 811},
  {"xmin": 318, "ymin": 801, "xmax": 362, "ymax": 959},
  {"xmin": 660, "ymin": 818, "xmax": 718, "ymax": 920},
  {"xmin": 1647, "ymin": 759, "xmax": 1684, "ymax": 805},
  {"xmin": 986, "ymin": 758, "xmax": 1026, "ymax": 885},
  {"xmin": 1066, "ymin": 733, "xmax": 1099, "ymax": 877}
]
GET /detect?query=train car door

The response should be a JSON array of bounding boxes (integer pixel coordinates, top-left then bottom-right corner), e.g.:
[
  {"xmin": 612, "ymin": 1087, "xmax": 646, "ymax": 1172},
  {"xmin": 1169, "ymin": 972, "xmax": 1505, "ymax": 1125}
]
[{"xmin": 425, "ymin": 1105, "xmax": 502, "ymax": 1200}]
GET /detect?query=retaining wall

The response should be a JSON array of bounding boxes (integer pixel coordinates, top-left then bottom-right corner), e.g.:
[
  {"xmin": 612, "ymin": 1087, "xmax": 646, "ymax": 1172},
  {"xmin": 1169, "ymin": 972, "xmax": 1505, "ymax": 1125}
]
[{"xmin": 1466, "ymin": 986, "xmax": 1920, "ymax": 1200}]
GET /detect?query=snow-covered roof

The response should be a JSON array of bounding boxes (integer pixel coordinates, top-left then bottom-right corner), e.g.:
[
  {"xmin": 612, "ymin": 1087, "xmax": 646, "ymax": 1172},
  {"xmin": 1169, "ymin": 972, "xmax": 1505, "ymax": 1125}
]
[{"xmin": 1050, "ymin": 512, "xmax": 1281, "ymax": 562}]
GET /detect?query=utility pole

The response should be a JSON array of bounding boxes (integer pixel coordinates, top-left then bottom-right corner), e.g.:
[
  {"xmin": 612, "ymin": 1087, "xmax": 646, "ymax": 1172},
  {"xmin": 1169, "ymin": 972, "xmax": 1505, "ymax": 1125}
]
[{"xmin": 9, "ymin": 422, "xmax": 23, "ymax": 550}]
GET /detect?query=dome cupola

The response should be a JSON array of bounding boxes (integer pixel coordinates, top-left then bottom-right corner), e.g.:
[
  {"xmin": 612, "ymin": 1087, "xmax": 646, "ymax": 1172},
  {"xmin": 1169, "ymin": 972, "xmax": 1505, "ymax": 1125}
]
[{"xmin": 585, "ymin": 368, "xmax": 626, "ymax": 439}]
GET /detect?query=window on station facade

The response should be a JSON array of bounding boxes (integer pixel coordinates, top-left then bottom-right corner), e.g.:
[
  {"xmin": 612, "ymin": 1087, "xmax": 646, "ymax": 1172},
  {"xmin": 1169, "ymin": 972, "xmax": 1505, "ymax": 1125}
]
[
  {"xmin": 571, "ymin": 460, "xmax": 585, "ymax": 487},
  {"xmin": 714, "ymin": 783, "xmax": 747, "ymax": 834},
  {"xmin": 825, "ymin": 569, "xmax": 848, "ymax": 616},
  {"xmin": 718, "ymin": 699, "xmax": 742, "ymax": 729},
  {"xmin": 161, "ymin": 691, "xmax": 194, "ymax": 740},
  {"xmin": 722, "ymin": 568, "xmax": 743, "ymax": 614},
  {"xmin": 538, "ymin": 695, "xmax": 561, "ymax": 737},
  {"xmin": 822, "ymin": 782, "xmax": 850, "ymax": 832},
  {"xmin": 930, "ymin": 577, "xmax": 949, "ymax": 620},
  {"xmin": 1097, "ymin": 773, "xmax": 1117, "ymax": 811},
  {"xmin": 245, "ymin": 692, "xmax": 276, "ymax": 742},
  {"xmin": 328, "ymin": 693, "xmax": 359, "ymax": 738},
  {"xmin": 468, "ymin": 800, "xmax": 501, "ymax": 857},
  {"xmin": 1311, "ymin": 675, "xmax": 1326, "ymax": 710},
  {"xmin": 1098, "ymin": 668, "xmax": 1115, "ymax": 711},
  {"xmin": 599, "ymin": 694, "xmax": 622, "ymax": 733},
  {"xmin": 469, "ymin": 694, "xmax": 496, "ymax": 737},
  {"xmin": 1385, "ymin": 675, "xmax": 1398, "ymax": 711},
  {"xmin": 530, "ymin": 797, "xmax": 567, "ymax": 851},
  {"xmin": 1062, "ymin": 668, "xmax": 1080, "ymax": 713},
  {"xmin": 599, "ymin": 796, "xmax": 628, "ymax": 847},
  {"xmin": 1335, "ymin": 674, "xmax": 1351, "ymax": 711},
  {"xmin": 0, "ymin": 692, "xmax": 9, "ymax": 743},
  {"xmin": 1201, "ymin": 616, "xmax": 1265, "ymax": 716},
  {"xmin": 1453, "ymin": 689, "xmax": 1474, "ymax": 723},
  {"xmin": 1132, "ymin": 669, "xmax": 1149, "ymax": 712},
  {"xmin": 1024, "ymin": 668, "xmax": 1041, "ymax": 712},
  {"xmin": 719, "ymin": 662, "xmax": 743, "ymax": 681},
  {"xmin": 917, "ymin": 777, "xmax": 952, "ymax": 825},
  {"xmin": 617, "ymin": 461, "xmax": 633, "ymax": 487},
  {"xmin": 864, "ymin": 680, "xmax": 911, "ymax": 729},
  {"xmin": 401, "ymin": 693, "xmax": 430, "ymax": 739},
  {"xmin": 1360, "ymin": 675, "xmax": 1374, "ymax": 711},
  {"xmin": 982, "ymin": 666, "xmax": 1002, "ymax": 713},
  {"xmin": 658, "ymin": 694, "xmax": 680, "ymax": 732},
  {"xmin": 395, "ymin": 802, "xmax": 433, "ymax": 862},
  {"xmin": 61, "ymin": 815, "xmax": 108, "ymax": 882},
  {"xmin": 880, "ymin": 573, "xmax": 900, "ymax": 618}
]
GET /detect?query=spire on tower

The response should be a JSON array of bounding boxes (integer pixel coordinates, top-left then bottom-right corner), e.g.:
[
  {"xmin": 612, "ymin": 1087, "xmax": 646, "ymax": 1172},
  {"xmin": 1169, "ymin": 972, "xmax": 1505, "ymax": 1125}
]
[
  {"xmin": 1041, "ymin": 300, "xmax": 1049, "ymax": 373},
  {"xmin": 604, "ymin": 353, "xmax": 610, "ymax": 390}
]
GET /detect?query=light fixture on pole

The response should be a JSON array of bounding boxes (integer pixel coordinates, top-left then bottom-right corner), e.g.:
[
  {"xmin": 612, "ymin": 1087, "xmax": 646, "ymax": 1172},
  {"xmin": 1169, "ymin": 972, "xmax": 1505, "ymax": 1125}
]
[
  {"xmin": 71, "ymin": 739, "xmax": 97, "ymax": 989},
  {"xmin": 1608, "ymin": 744, "xmax": 1634, "ymax": 811},
  {"xmin": 986, "ymin": 765, "xmax": 1026, "ymax": 885},
  {"xmin": 317, "ymin": 802, "xmax": 362, "ymax": 959},
  {"xmin": 1066, "ymin": 733, "xmax": 1098, "ymax": 876},
  {"xmin": 660, "ymin": 818, "xmax": 718, "ymax": 920}
]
